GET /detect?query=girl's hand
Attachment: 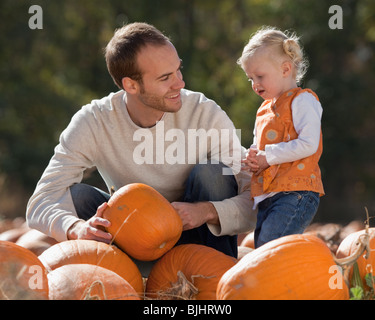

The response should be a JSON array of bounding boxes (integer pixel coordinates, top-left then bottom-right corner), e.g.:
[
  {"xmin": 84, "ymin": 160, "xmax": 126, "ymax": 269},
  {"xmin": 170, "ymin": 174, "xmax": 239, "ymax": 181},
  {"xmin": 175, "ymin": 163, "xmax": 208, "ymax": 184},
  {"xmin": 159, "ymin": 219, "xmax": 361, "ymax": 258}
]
[
  {"xmin": 241, "ymin": 148, "xmax": 260, "ymax": 173},
  {"xmin": 253, "ymin": 150, "xmax": 270, "ymax": 175}
]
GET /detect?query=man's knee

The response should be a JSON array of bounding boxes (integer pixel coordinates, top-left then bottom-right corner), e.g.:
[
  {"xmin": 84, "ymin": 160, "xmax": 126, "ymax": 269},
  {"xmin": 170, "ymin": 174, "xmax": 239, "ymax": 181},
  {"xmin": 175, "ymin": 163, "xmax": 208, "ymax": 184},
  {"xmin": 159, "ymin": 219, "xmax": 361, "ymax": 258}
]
[
  {"xmin": 70, "ymin": 183, "xmax": 110, "ymax": 220},
  {"xmin": 186, "ymin": 162, "xmax": 238, "ymax": 202}
]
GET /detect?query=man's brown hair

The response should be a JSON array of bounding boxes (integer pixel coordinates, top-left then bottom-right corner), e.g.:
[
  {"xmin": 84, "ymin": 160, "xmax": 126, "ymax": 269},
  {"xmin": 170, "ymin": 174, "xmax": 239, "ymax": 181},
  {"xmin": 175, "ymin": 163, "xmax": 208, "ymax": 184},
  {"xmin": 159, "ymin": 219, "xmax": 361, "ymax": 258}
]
[{"xmin": 105, "ymin": 22, "xmax": 170, "ymax": 89}]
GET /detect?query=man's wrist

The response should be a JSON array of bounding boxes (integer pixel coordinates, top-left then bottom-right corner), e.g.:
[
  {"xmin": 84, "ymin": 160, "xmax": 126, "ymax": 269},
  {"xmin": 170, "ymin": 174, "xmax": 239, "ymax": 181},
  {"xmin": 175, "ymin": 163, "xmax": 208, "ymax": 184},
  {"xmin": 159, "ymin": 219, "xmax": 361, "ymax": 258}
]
[
  {"xmin": 204, "ymin": 202, "xmax": 220, "ymax": 226},
  {"xmin": 66, "ymin": 220, "xmax": 83, "ymax": 240}
]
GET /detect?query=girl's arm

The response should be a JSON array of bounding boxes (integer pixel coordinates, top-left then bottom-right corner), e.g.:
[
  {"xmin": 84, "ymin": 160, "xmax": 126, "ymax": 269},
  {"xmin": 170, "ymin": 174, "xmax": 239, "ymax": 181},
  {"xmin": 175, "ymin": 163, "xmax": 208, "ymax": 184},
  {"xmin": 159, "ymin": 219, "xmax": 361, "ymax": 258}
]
[{"xmin": 265, "ymin": 91, "xmax": 323, "ymax": 166}]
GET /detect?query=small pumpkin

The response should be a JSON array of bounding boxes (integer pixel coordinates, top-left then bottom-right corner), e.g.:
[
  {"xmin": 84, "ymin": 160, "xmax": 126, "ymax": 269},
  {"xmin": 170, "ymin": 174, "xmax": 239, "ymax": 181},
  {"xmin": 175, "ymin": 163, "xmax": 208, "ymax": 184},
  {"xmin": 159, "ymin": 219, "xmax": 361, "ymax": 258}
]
[
  {"xmin": 16, "ymin": 229, "xmax": 58, "ymax": 256},
  {"xmin": 0, "ymin": 240, "xmax": 49, "ymax": 300},
  {"xmin": 217, "ymin": 234, "xmax": 350, "ymax": 300},
  {"xmin": 240, "ymin": 231, "xmax": 255, "ymax": 249},
  {"xmin": 47, "ymin": 264, "xmax": 140, "ymax": 300},
  {"xmin": 336, "ymin": 227, "xmax": 375, "ymax": 290},
  {"xmin": 146, "ymin": 244, "xmax": 237, "ymax": 300},
  {"xmin": 237, "ymin": 246, "xmax": 253, "ymax": 260},
  {"xmin": 0, "ymin": 226, "xmax": 29, "ymax": 243},
  {"xmin": 103, "ymin": 183, "xmax": 183, "ymax": 261},
  {"xmin": 39, "ymin": 239, "xmax": 143, "ymax": 295}
]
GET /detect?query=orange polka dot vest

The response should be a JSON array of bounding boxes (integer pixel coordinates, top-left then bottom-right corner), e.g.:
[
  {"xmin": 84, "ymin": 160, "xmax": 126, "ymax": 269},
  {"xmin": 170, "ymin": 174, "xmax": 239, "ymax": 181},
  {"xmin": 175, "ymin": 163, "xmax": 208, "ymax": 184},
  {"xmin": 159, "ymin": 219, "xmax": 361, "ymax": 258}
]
[{"xmin": 251, "ymin": 87, "xmax": 325, "ymax": 199}]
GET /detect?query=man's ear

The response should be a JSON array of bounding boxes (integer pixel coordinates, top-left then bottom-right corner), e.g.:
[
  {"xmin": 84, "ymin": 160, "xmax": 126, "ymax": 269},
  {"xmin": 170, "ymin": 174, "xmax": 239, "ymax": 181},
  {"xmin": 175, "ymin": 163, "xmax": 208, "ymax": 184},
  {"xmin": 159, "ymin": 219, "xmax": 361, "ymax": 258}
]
[
  {"xmin": 281, "ymin": 61, "xmax": 293, "ymax": 78},
  {"xmin": 122, "ymin": 77, "xmax": 139, "ymax": 94}
]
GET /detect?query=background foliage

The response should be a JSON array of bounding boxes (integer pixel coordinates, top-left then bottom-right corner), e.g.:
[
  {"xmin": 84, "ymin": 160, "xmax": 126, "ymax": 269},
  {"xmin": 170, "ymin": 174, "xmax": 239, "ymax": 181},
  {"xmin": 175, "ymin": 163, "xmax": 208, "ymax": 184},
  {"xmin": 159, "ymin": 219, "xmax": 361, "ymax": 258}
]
[{"xmin": 1, "ymin": 0, "xmax": 374, "ymax": 224}]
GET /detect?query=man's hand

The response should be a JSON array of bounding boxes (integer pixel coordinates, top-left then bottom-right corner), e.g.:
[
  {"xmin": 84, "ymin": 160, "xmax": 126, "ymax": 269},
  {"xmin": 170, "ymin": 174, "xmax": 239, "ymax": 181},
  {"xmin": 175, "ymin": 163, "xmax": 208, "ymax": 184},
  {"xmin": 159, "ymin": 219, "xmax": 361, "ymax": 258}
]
[
  {"xmin": 67, "ymin": 202, "xmax": 112, "ymax": 243},
  {"xmin": 171, "ymin": 201, "xmax": 219, "ymax": 231}
]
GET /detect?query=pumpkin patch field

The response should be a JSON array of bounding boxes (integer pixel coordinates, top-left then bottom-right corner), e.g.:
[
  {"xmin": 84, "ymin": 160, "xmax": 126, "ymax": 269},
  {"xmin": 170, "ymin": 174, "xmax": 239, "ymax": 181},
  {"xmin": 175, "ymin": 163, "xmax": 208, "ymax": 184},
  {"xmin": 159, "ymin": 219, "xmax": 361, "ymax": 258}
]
[
  {"xmin": 0, "ymin": 218, "xmax": 373, "ymax": 300},
  {"xmin": 0, "ymin": 185, "xmax": 374, "ymax": 300}
]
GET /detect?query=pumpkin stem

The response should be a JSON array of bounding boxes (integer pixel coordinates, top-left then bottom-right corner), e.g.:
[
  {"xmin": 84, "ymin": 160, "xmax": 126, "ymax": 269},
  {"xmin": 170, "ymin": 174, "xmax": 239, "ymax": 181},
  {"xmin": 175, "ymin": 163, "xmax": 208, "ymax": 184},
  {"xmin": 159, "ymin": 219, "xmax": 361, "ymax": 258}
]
[
  {"xmin": 333, "ymin": 207, "xmax": 372, "ymax": 288},
  {"xmin": 110, "ymin": 186, "xmax": 116, "ymax": 196},
  {"xmin": 175, "ymin": 271, "xmax": 199, "ymax": 300},
  {"xmin": 333, "ymin": 233, "xmax": 370, "ymax": 267},
  {"xmin": 148, "ymin": 271, "xmax": 199, "ymax": 300},
  {"xmin": 147, "ymin": 271, "xmax": 217, "ymax": 300},
  {"xmin": 83, "ymin": 280, "xmax": 107, "ymax": 300}
]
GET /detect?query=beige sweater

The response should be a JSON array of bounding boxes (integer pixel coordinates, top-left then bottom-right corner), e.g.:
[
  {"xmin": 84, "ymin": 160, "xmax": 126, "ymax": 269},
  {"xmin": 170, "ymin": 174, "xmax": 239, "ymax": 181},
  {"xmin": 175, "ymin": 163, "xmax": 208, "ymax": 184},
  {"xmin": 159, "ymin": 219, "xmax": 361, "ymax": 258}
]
[{"xmin": 26, "ymin": 89, "xmax": 255, "ymax": 242}]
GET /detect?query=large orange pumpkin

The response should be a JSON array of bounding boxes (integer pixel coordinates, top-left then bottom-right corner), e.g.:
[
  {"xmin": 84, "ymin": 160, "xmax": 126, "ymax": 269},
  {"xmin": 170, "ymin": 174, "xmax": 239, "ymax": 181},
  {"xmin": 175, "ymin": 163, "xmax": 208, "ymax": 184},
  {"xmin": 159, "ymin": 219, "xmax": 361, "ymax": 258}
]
[
  {"xmin": 146, "ymin": 244, "xmax": 237, "ymax": 300},
  {"xmin": 103, "ymin": 183, "xmax": 183, "ymax": 261},
  {"xmin": 217, "ymin": 234, "xmax": 350, "ymax": 300},
  {"xmin": 0, "ymin": 240, "xmax": 49, "ymax": 300},
  {"xmin": 47, "ymin": 264, "xmax": 140, "ymax": 300},
  {"xmin": 39, "ymin": 239, "xmax": 143, "ymax": 295},
  {"xmin": 336, "ymin": 227, "xmax": 375, "ymax": 289}
]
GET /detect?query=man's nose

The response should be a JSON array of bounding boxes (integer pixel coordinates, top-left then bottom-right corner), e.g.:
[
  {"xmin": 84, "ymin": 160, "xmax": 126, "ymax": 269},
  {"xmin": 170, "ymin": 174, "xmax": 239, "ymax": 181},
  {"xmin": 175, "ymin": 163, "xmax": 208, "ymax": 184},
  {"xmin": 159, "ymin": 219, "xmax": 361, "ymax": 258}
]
[{"xmin": 173, "ymin": 71, "xmax": 185, "ymax": 89}]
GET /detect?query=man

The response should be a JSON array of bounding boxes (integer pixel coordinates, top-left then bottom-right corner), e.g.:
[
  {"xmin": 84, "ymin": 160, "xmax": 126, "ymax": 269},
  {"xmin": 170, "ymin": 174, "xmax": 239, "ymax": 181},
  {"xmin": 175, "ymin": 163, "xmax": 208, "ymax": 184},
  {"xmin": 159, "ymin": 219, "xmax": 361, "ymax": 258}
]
[{"xmin": 26, "ymin": 22, "xmax": 254, "ymax": 265}]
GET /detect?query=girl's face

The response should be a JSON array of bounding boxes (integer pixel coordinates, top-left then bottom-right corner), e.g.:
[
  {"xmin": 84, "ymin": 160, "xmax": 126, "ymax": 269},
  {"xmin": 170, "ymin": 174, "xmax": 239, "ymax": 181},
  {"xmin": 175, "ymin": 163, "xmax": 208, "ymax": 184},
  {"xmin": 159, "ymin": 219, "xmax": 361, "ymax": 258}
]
[{"xmin": 243, "ymin": 48, "xmax": 295, "ymax": 101}]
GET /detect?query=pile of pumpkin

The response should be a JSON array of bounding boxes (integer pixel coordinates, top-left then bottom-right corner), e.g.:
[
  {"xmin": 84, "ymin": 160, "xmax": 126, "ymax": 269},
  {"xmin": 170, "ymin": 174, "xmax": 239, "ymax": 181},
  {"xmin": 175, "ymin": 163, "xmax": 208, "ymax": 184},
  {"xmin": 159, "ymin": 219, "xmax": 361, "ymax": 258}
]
[{"xmin": 0, "ymin": 183, "xmax": 374, "ymax": 300}]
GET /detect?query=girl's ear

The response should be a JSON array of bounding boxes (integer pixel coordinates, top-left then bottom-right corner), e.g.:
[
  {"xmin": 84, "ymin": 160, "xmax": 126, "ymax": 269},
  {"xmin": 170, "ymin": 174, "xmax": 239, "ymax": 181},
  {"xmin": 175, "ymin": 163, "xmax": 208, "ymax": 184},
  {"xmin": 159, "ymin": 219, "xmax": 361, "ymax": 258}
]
[
  {"xmin": 281, "ymin": 61, "xmax": 293, "ymax": 78},
  {"xmin": 122, "ymin": 77, "xmax": 140, "ymax": 94}
]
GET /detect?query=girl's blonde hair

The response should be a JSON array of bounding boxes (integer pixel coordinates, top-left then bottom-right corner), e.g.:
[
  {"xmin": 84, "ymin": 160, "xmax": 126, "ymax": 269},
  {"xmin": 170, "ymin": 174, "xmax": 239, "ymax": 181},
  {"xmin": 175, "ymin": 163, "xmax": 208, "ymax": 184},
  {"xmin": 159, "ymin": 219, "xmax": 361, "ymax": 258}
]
[{"xmin": 238, "ymin": 26, "xmax": 308, "ymax": 84}]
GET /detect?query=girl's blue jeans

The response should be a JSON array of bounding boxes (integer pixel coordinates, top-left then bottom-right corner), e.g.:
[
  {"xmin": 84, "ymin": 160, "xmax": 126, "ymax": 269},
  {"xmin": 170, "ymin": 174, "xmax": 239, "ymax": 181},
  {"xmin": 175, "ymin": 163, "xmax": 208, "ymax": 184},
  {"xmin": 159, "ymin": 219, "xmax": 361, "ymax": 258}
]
[
  {"xmin": 69, "ymin": 162, "xmax": 238, "ymax": 258},
  {"xmin": 254, "ymin": 191, "xmax": 320, "ymax": 248}
]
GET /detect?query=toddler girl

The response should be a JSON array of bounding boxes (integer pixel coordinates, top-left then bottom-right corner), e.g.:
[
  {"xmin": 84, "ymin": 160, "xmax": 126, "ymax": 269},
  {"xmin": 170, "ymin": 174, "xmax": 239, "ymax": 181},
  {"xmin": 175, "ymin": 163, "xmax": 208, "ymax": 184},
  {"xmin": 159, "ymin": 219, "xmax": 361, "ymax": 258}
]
[{"xmin": 239, "ymin": 26, "xmax": 324, "ymax": 248}]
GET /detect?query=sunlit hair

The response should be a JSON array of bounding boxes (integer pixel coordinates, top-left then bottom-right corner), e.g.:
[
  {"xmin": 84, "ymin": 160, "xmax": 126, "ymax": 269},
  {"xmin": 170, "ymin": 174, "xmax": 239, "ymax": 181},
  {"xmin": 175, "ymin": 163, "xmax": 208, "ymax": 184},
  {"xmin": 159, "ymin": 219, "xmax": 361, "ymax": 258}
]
[
  {"xmin": 238, "ymin": 26, "xmax": 308, "ymax": 84},
  {"xmin": 105, "ymin": 22, "xmax": 170, "ymax": 89}
]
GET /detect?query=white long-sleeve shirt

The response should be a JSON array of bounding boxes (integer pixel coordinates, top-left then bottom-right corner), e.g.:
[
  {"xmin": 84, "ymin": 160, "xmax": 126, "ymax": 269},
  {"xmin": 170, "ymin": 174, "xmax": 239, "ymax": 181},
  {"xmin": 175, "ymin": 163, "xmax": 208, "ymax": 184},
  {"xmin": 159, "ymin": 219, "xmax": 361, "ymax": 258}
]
[
  {"xmin": 251, "ymin": 91, "xmax": 323, "ymax": 208},
  {"xmin": 26, "ymin": 89, "xmax": 255, "ymax": 242}
]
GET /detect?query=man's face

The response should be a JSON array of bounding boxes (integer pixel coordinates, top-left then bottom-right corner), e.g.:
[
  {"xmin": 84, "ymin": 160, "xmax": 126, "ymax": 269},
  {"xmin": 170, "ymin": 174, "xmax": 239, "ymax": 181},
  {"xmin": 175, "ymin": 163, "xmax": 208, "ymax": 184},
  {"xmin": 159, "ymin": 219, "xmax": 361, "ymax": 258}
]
[{"xmin": 136, "ymin": 42, "xmax": 185, "ymax": 113}]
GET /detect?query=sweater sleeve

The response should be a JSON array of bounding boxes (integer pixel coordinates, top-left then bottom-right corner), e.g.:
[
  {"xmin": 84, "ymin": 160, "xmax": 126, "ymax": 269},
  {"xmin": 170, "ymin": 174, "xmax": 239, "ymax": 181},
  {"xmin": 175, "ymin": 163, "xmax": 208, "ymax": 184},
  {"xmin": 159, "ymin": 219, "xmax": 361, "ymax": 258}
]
[
  {"xmin": 208, "ymin": 154, "xmax": 256, "ymax": 236},
  {"xmin": 26, "ymin": 105, "xmax": 98, "ymax": 242}
]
